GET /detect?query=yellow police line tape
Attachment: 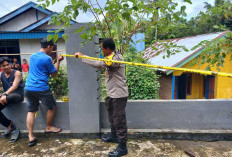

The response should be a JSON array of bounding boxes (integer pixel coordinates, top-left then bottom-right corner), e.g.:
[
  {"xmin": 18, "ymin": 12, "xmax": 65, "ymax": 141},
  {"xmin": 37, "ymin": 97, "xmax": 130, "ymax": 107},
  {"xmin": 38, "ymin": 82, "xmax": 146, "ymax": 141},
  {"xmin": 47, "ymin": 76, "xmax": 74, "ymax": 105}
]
[
  {"xmin": 62, "ymin": 54, "xmax": 232, "ymax": 78},
  {"xmin": 1, "ymin": 51, "xmax": 231, "ymax": 78}
]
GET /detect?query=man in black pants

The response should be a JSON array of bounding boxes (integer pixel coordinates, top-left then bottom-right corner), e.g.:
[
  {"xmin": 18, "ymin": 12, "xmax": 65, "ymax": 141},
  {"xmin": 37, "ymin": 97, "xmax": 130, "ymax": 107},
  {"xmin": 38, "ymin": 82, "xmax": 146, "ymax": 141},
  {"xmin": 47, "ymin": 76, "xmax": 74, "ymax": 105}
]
[
  {"xmin": 0, "ymin": 57, "xmax": 24, "ymax": 142},
  {"xmin": 75, "ymin": 38, "xmax": 128, "ymax": 157}
]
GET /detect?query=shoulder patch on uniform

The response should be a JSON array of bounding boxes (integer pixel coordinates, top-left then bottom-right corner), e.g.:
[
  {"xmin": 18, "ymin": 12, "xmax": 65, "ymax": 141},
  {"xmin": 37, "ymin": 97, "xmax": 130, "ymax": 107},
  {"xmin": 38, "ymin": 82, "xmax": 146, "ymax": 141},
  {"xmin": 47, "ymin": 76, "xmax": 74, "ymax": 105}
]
[{"xmin": 104, "ymin": 52, "xmax": 115, "ymax": 66}]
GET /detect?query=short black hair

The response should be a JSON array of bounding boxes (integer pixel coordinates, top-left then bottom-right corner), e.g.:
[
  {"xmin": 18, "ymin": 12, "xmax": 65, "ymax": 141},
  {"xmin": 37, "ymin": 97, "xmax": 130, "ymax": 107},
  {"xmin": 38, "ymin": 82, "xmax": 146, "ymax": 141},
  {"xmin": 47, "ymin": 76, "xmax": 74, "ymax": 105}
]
[
  {"xmin": 40, "ymin": 38, "xmax": 56, "ymax": 48},
  {"xmin": 0, "ymin": 57, "xmax": 10, "ymax": 65},
  {"xmin": 102, "ymin": 38, "xmax": 115, "ymax": 50}
]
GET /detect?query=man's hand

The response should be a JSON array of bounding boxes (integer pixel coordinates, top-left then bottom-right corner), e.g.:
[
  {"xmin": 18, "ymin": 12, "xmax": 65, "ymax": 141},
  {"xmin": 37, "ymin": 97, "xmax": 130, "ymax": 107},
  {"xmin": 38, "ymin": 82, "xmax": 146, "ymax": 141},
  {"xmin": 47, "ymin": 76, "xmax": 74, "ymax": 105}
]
[
  {"xmin": 0, "ymin": 95, "xmax": 7, "ymax": 105},
  {"xmin": 75, "ymin": 52, "xmax": 84, "ymax": 58},
  {"xmin": 57, "ymin": 55, "xmax": 64, "ymax": 62}
]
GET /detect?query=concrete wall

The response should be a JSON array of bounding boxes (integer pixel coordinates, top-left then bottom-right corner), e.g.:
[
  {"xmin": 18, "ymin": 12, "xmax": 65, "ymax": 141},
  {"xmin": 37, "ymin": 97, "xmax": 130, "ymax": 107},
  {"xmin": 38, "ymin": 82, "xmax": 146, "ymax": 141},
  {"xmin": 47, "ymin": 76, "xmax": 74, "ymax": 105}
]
[
  {"xmin": 101, "ymin": 99, "xmax": 232, "ymax": 130},
  {"xmin": 1, "ymin": 99, "xmax": 232, "ymax": 132},
  {"xmin": 0, "ymin": 102, "xmax": 70, "ymax": 130},
  {"xmin": 0, "ymin": 9, "xmax": 46, "ymax": 31},
  {"xmin": 65, "ymin": 23, "xmax": 101, "ymax": 133}
]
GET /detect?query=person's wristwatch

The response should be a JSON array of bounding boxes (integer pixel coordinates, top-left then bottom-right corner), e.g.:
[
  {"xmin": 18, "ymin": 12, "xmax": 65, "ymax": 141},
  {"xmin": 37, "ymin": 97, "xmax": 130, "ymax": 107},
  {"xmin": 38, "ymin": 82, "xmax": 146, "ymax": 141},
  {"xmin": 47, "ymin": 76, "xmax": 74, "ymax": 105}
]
[{"xmin": 2, "ymin": 92, "xmax": 8, "ymax": 96}]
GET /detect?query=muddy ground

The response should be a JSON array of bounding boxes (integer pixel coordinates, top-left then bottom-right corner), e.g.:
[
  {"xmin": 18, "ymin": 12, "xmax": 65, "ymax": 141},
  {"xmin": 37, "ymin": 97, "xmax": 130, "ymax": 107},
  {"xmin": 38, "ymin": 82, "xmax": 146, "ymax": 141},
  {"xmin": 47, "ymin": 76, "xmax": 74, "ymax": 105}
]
[{"xmin": 0, "ymin": 137, "xmax": 232, "ymax": 157}]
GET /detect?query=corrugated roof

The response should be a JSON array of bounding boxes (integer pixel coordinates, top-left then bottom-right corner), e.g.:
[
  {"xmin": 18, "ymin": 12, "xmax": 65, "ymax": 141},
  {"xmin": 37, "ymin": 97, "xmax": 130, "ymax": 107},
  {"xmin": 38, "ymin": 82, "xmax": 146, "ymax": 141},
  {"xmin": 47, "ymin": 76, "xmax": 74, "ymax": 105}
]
[{"xmin": 143, "ymin": 31, "xmax": 228, "ymax": 73}]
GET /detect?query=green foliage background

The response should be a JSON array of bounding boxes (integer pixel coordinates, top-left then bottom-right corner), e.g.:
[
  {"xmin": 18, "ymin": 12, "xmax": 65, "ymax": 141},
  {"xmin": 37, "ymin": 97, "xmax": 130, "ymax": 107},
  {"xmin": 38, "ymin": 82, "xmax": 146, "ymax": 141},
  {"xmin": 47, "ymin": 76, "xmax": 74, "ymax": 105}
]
[
  {"xmin": 101, "ymin": 48, "xmax": 160, "ymax": 100},
  {"xmin": 49, "ymin": 65, "xmax": 69, "ymax": 99},
  {"xmin": 145, "ymin": 0, "xmax": 232, "ymax": 71},
  {"xmin": 124, "ymin": 52, "xmax": 160, "ymax": 100}
]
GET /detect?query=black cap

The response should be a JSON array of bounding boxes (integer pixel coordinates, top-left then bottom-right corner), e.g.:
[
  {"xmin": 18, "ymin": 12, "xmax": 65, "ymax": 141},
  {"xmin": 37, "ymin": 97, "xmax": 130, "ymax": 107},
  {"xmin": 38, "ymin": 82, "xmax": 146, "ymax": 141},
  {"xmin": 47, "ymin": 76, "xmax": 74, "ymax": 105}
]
[{"xmin": 40, "ymin": 38, "xmax": 56, "ymax": 48}]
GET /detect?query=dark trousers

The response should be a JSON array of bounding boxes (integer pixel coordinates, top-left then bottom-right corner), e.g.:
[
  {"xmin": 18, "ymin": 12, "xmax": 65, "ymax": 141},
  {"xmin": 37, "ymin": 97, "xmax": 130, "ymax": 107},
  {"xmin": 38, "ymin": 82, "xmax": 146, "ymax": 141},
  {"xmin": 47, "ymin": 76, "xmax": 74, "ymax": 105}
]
[
  {"xmin": 0, "ymin": 93, "xmax": 23, "ymax": 128},
  {"xmin": 105, "ymin": 96, "xmax": 128, "ymax": 143}
]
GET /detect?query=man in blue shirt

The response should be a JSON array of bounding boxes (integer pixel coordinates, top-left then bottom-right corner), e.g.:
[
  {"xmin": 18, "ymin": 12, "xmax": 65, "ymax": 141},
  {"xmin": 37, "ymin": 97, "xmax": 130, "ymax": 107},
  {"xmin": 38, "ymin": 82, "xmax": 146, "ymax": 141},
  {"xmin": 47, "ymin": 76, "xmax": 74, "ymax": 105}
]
[{"xmin": 25, "ymin": 38, "xmax": 64, "ymax": 147}]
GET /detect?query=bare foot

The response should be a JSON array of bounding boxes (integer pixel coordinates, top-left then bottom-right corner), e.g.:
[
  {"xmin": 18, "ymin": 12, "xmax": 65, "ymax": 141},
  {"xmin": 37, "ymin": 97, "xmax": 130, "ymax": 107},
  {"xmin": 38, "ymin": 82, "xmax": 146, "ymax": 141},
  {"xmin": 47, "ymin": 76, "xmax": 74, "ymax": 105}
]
[
  {"xmin": 29, "ymin": 136, "xmax": 35, "ymax": 142},
  {"xmin": 45, "ymin": 126, "xmax": 62, "ymax": 133}
]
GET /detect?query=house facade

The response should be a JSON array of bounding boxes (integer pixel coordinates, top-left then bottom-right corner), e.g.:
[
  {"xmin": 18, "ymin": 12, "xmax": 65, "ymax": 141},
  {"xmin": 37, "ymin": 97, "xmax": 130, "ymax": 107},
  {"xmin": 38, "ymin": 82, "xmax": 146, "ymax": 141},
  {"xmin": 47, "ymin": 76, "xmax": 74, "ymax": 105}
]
[
  {"xmin": 0, "ymin": 1, "xmax": 75, "ymax": 65},
  {"xmin": 143, "ymin": 31, "xmax": 232, "ymax": 99}
]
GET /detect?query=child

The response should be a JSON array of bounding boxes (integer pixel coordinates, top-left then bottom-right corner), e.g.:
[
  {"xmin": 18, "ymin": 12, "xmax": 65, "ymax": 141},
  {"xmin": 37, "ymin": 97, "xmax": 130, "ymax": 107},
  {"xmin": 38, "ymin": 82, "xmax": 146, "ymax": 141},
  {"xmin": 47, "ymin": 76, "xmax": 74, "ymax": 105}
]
[
  {"xmin": 21, "ymin": 59, "xmax": 29, "ymax": 73},
  {"xmin": 12, "ymin": 58, "xmax": 21, "ymax": 71}
]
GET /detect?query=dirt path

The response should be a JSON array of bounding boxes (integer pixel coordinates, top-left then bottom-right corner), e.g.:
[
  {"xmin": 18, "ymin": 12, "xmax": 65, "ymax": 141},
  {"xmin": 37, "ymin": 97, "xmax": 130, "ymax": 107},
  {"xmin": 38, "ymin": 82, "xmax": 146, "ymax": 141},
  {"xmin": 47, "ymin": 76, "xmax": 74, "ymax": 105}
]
[{"xmin": 0, "ymin": 137, "xmax": 232, "ymax": 157}]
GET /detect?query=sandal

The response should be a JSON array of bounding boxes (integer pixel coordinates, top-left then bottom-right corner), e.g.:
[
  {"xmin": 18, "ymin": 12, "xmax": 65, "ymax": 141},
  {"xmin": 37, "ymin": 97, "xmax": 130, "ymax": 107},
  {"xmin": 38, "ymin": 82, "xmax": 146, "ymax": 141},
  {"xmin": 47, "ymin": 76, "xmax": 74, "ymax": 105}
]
[
  {"xmin": 9, "ymin": 129, "xmax": 20, "ymax": 143},
  {"xmin": 2, "ymin": 123, "xmax": 16, "ymax": 138},
  {"xmin": 28, "ymin": 137, "xmax": 38, "ymax": 147}
]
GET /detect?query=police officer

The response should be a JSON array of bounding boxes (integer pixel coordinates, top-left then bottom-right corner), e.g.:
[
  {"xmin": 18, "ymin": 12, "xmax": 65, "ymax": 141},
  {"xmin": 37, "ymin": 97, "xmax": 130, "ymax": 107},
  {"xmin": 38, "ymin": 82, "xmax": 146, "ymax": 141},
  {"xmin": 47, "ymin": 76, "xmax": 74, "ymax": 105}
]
[{"xmin": 75, "ymin": 38, "xmax": 128, "ymax": 157}]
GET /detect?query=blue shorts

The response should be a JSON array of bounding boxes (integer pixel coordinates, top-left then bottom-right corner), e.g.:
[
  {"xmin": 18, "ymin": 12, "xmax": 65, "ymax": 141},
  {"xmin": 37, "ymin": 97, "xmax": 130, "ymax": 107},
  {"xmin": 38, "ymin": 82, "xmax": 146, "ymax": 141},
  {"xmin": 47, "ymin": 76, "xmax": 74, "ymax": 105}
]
[{"xmin": 25, "ymin": 90, "xmax": 56, "ymax": 112}]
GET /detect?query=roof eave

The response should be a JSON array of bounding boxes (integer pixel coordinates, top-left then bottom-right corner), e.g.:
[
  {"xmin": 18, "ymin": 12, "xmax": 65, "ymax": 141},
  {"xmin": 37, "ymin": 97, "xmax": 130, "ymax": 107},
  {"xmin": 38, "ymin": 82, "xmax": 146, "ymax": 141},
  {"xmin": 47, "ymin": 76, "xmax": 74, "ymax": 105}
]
[{"xmin": 0, "ymin": 1, "xmax": 52, "ymax": 25}]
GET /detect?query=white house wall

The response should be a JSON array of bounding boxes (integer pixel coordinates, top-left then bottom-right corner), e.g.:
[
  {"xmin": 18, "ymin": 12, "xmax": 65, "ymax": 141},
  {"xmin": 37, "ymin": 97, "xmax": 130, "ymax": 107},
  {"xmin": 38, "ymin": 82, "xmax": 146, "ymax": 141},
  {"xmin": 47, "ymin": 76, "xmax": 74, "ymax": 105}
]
[
  {"xmin": 19, "ymin": 38, "xmax": 67, "ymax": 65},
  {"xmin": 37, "ymin": 10, "xmax": 47, "ymax": 20},
  {"xmin": 57, "ymin": 38, "xmax": 67, "ymax": 64},
  {"xmin": 19, "ymin": 39, "xmax": 40, "ymax": 63},
  {"xmin": 36, "ymin": 22, "xmax": 63, "ymax": 30},
  {"xmin": 0, "ymin": 9, "xmax": 47, "ymax": 31}
]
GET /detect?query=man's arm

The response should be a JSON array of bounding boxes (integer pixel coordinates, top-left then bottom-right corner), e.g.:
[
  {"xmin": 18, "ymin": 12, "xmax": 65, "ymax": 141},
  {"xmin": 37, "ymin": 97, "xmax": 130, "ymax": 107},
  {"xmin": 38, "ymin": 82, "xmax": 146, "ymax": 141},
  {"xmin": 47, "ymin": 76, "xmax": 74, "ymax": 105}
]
[
  {"xmin": 82, "ymin": 58, "xmax": 107, "ymax": 69},
  {"xmin": 75, "ymin": 52, "xmax": 106, "ymax": 69},
  {"xmin": 45, "ymin": 55, "xmax": 64, "ymax": 77},
  {"xmin": 5, "ymin": 71, "xmax": 21, "ymax": 95},
  {"xmin": 51, "ymin": 55, "xmax": 64, "ymax": 77},
  {"xmin": 75, "ymin": 52, "xmax": 121, "ymax": 70}
]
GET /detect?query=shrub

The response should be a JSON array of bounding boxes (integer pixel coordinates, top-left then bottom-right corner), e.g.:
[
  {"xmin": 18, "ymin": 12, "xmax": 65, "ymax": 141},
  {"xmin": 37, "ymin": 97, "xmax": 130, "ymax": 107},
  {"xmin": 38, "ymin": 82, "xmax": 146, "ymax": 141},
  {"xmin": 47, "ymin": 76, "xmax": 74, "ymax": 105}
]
[
  {"xmin": 49, "ymin": 65, "xmax": 69, "ymax": 100},
  {"xmin": 124, "ymin": 52, "xmax": 160, "ymax": 100}
]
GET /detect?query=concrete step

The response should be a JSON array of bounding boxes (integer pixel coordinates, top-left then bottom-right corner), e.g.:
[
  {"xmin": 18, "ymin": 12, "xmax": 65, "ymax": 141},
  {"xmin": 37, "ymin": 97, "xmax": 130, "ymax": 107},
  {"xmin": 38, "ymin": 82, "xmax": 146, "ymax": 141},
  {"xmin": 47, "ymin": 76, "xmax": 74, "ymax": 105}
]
[{"xmin": 1, "ymin": 129, "xmax": 232, "ymax": 141}]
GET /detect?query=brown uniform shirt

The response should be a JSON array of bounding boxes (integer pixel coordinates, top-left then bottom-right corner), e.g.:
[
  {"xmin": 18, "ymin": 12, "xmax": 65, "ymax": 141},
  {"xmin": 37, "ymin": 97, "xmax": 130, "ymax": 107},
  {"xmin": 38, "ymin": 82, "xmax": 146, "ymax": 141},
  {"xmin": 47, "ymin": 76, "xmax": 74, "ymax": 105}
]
[{"xmin": 82, "ymin": 53, "xmax": 128, "ymax": 98}]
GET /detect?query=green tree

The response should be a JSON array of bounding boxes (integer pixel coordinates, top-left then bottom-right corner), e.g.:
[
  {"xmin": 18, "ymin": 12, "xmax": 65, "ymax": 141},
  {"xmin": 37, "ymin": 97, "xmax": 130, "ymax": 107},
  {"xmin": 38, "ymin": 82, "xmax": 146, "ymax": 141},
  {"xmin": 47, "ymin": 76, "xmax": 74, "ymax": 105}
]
[
  {"xmin": 204, "ymin": 2, "xmax": 212, "ymax": 10},
  {"xmin": 38, "ymin": 0, "xmax": 192, "ymax": 54},
  {"xmin": 191, "ymin": 0, "xmax": 232, "ymax": 70},
  {"xmin": 145, "ymin": 0, "xmax": 232, "ymax": 71}
]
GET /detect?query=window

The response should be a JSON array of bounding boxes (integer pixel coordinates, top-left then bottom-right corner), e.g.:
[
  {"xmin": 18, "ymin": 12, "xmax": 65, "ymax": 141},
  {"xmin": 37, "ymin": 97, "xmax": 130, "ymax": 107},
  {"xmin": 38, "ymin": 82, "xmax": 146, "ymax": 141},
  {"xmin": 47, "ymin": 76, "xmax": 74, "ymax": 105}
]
[
  {"xmin": 186, "ymin": 74, "xmax": 192, "ymax": 95},
  {"xmin": 0, "ymin": 39, "xmax": 20, "ymax": 66},
  {"xmin": 49, "ymin": 44, "xmax": 57, "ymax": 64}
]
